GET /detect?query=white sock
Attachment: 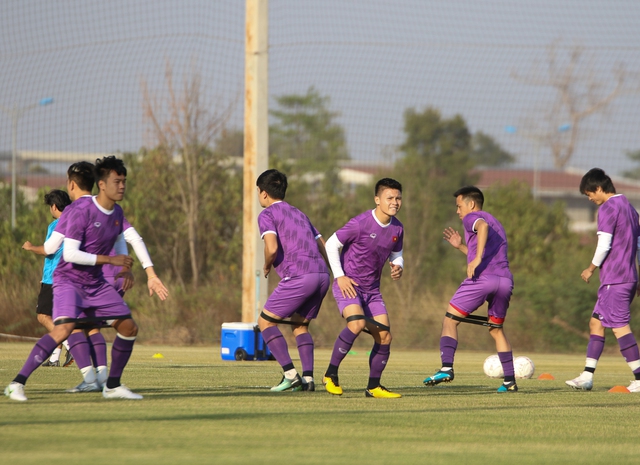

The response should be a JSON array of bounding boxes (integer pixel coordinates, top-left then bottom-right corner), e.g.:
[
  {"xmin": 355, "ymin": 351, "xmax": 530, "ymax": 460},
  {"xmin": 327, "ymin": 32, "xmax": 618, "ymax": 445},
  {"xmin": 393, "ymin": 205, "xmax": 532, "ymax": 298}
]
[
  {"xmin": 80, "ymin": 366, "xmax": 97, "ymax": 384},
  {"xmin": 49, "ymin": 348, "xmax": 62, "ymax": 363},
  {"xmin": 96, "ymin": 366, "xmax": 108, "ymax": 386},
  {"xmin": 441, "ymin": 367, "xmax": 452, "ymax": 372},
  {"xmin": 284, "ymin": 368, "xmax": 298, "ymax": 380},
  {"xmin": 303, "ymin": 376, "xmax": 314, "ymax": 383},
  {"xmin": 581, "ymin": 371, "xmax": 594, "ymax": 380},
  {"xmin": 62, "ymin": 340, "xmax": 70, "ymax": 351}
]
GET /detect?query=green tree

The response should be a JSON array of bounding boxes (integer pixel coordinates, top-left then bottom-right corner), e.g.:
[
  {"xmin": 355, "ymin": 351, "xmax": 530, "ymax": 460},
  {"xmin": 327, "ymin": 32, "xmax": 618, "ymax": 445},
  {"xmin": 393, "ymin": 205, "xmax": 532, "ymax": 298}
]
[
  {"xmin": 471, "ymin": 131, "xmax": 515, "ymax": 167},
  {"xmin": 138, "ymin": 63, "xmax": 239, "ymax": 289},
  {"xmin": 269, "ymin": 87, "xmax": 360, "ymax": 236},
  {"xmin": 391, "ymin": 107, "xmax": 478, "ymax": 295}
]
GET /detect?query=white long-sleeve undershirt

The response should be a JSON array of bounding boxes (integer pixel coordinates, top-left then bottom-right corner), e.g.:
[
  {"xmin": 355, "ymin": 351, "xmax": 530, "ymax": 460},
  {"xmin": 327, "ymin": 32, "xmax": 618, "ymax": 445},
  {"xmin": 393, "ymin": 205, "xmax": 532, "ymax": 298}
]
[{"xmin": 325, "ymin": 233, "xmax": 404, "ymax": 278}]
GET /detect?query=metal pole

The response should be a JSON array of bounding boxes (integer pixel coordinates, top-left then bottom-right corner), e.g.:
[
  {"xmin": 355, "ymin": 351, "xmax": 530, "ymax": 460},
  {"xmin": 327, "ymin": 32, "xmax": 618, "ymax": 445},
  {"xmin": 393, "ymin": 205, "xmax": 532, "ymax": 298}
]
[
  {"xmin": 10, "ymin": 109, "xmax": 18, "ymax": 230},
  {"xmin": 242, "ymin": 0, "xmax": 269, "ymax": 323}
]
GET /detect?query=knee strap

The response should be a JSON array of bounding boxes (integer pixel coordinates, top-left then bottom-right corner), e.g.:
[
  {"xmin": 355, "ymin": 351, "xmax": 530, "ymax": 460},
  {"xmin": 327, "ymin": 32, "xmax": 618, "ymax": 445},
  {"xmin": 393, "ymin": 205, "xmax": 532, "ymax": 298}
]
[
  {"xmin": 445, "ymin": 312, "xmax": 503, "ymax": 329},
  {"xmin": 259, "ymin": 311, "xmax": 309, "ymax": 327},
  {"xmin": 54, "ymin": 315, "xmax": 130, "ymax": 330},
  {"xmin": 345, "ymin": 314, "xmax": 391, "ymax": 333}
]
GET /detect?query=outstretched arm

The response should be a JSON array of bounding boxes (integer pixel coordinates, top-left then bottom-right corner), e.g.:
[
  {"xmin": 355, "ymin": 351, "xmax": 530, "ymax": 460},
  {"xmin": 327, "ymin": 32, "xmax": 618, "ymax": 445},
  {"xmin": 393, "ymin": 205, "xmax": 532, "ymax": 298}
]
[
  {"xmin": 443, "ymin": 227, "xmax": 468, "ymax": 255},
  {"xmin": 22, "ymin": 241, "xmax": 47, "ymax": 256},
  {"xmin": 122, "ymin": 227, "xmax": 168, "ymax": 300}
]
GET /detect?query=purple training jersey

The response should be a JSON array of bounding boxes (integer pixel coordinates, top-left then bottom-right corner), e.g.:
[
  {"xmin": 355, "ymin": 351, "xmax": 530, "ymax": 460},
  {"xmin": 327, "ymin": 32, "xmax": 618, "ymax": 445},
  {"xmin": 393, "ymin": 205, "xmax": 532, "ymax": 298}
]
[
  {"xmin": 462, "ymin": 211, "xmax": 512, "ymax": 281},
  {"xmin": 335, "ymin": 210, "xmax": 404, "ymax": 292},
  {"xmin": 597, "ymin": 194, "xmax": 640, "ymax": 285},
  {"xmin": 54, "ymin": 197, "xmax": 125, "ymax": 286},
  {"xmin": 258, "ymin": 201, "xmax": 328, "ymax": 279},
  {"xmin": 103, "ymin": 217, "xmax": 132, "ymax": 281}
]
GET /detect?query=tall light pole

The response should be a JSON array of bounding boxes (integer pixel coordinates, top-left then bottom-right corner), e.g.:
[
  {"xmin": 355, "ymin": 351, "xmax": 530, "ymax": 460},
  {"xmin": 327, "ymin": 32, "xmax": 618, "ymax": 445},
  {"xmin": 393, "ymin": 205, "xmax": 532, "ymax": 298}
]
[{"xmin": 0, "ymin": 97, "xmax": 54, "ymax": 229}]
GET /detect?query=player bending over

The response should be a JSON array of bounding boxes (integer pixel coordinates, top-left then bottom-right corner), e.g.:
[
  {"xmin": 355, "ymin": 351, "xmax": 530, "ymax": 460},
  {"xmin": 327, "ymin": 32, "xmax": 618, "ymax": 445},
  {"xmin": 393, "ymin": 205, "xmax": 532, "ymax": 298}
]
[
  {"xmin": 423, "ymin": 186, "xmax": 517, "ymax": 393},
  {"xmin": 256, "ymin": 169, "xmax": 331, "ymax": 392},
  {"xmin": 323, "ymin": 178, "xmax": 404, "ymax": 398},
  {"xmin": 566, "ymin": 168, "xmax": 640, "ymax": 392}
]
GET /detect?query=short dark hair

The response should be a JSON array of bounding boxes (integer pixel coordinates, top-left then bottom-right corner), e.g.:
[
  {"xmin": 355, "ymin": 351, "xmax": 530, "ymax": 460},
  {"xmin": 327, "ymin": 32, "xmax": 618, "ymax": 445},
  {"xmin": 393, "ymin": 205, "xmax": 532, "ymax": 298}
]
[
  {"xmin": 454, "ymin": 186, "xmax": 484, "ymax": 209},
  {"xmin": 375, "ymin": 178, "xmax": 402, "ymax": 196},
  {"xmin": 579, "ymin": 168, "xmax": 616, "ymax": 195},
  {"xmin": 67, "ymin": 161, "xmax": 95, "ymax": 192},
  {"xmin": 256, "ymin": 169, "xmax": 288, "ymax": 200},
  {"xmin": 94, "ymin": 155, "xmax": 127, "ymax": 184},
  {"xmin": 44, "ymin": 189, "xmax": 71, "ymax": 212}
]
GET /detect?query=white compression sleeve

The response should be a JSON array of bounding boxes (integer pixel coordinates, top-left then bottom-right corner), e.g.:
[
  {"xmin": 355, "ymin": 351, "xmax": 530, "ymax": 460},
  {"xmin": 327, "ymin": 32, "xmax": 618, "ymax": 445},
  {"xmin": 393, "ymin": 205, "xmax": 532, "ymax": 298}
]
[
  {"xmin": 113, "ymin": 233, "xmax": 128, "ymax": 255},
  {"xmin": 389, "ymin": 250, "xmax": 404, "ymax": 269},
  {"xmin": 62, "ymin": 238, "xmax": 97, "ymax": 266},
  {"xmin": 43, "ymin": 231, "xmax": 64, "ymax": 255},
  {"xmin": 591, "ymin": 232, "xmax": 612, "ymax": 267},
  {"xmin": 325, "ymin": 233, "xmax": 345, "ymax": 278},
  {"xmin": 123, "ymin": 227, "xmax": 154, "ymax": 269}
]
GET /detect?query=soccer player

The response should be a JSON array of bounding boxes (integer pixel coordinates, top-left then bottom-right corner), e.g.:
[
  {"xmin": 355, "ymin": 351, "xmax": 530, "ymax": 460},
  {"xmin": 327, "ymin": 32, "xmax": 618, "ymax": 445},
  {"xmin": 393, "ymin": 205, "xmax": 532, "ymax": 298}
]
[
  {"xmin": 566, "ymin": 168, "xmax": 640, "ymax": 392},
  {"xmin": 256, "ymin": 169, "xmax": 331, "ymax": 392},
  {"xmin": 5, "ymin": 156, "xmax": 168, "ymax": 402},
  {"xmin": 322, "ymin": 178, "xmax": 404, "ymax": 398},
  {"xmin": 423, "ymin": 186, "xmax": 517, "ymax": 392},
  {"xmin": 21, "ymin": 189, "xmax": 73, "ymax": 368}
]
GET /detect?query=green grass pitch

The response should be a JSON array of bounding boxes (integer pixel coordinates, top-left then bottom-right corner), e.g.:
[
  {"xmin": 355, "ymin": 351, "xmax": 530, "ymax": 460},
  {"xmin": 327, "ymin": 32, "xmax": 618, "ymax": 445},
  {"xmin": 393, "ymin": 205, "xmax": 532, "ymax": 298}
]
[{"xmin": 1, "ymin": 343, "xmax": 639, "ymax": 464}]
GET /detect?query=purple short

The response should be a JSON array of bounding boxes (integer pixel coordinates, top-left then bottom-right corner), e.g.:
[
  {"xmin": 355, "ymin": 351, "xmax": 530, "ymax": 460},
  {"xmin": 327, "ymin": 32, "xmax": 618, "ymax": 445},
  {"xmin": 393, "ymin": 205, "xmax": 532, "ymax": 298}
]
[
  {"xmin": 593, "ymin": 282, "xmax": 636, "ymax": 328},
  {"xmin": 106, "ymin": 274, "xmax": 126, "ymax": 297},
  {"xmin": 450, "ymin": 275, "xmax": 513, "ymax": 323},
  {"xmin": 264, "ymin": 272, "xmax": 330, "ymax": 320},
  {"xmin": 332, "ymin": 281, "xmax": 387, "ymax": 318},
  {"xmin": 52, "ymin": 281, "xmax": 131, "ymax": 322}
]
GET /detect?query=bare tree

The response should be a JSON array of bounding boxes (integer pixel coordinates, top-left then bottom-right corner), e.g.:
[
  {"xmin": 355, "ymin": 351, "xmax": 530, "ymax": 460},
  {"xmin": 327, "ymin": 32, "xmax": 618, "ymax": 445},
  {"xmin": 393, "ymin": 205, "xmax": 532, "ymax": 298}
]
[
  {"xmin": 513, "ymin": 41, "xmax": 627, "ymax": 170},
  {"xmin": 141, "ymin": 61, "xmax": 235, "ymax": 289}
]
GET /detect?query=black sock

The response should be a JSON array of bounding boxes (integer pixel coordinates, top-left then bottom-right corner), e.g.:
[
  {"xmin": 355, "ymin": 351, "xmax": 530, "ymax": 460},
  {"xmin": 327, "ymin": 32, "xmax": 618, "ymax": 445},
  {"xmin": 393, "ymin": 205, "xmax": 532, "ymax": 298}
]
[
  {"xmin": 106, "ymin": 377, "xmax": 121, "ymax": 389},
  {"xmin": 325, "ymin": 364, "xmax": 339, "ymax": 377},
  {"xmin": 367, "ymin": 377, "xmax": 381, "ymax": 389}
]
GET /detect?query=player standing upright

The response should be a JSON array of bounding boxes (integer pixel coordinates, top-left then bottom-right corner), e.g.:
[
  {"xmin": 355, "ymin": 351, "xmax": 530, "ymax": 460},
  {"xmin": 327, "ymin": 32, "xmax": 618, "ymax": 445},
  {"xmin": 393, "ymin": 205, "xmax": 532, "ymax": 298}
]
[
  {"xmin": 323, "ymin": 178, "xmax": 404, "ymax": 398},
  {"xmin": 5, "ymin": 156, "xmax": 168, "ymax": 402},
  {"xmin": 256, "ymin": 169, "xmax": 331, "ymax": 391},
  {"xmin": 423, "ymin": 186, "xmax": 517, "ymax": 392},
  {"xmin": 566, "ymin": 168, "xmax": 640, "ymax": 392},
  {"xmin": 21, "ymin": 189, "xmax": 73, "ymax": 367}
]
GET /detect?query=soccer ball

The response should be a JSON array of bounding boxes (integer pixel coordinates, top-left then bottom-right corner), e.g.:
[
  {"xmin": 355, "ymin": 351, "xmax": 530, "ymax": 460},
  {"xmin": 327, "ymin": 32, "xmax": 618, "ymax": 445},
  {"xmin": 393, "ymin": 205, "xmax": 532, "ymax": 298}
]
[
  {"xmin": 514, "ymin": 356, "xmax": 535, "ymax": 379},
  {"xmin": 483, "ymin": 354, "xmax": 504, "ymax": 378}
]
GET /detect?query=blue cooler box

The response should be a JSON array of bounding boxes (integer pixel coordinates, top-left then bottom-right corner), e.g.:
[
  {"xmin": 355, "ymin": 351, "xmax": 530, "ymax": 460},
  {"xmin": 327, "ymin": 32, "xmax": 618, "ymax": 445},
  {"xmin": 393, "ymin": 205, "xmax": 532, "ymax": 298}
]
[{"xmin": 221, "ymin": 322, "xmax": 271, "ymax": 361}]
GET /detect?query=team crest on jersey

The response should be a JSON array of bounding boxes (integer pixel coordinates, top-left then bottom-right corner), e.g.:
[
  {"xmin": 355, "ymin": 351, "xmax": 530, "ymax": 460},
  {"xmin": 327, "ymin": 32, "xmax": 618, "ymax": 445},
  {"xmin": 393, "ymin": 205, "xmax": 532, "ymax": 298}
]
[
  {"xmin": 392, "ymin": 236, "xmax": 398, "ymax": 242},
  {"xmin": 115, "ymin": 220, "xmax": 120, "ymax": 226},
  {"xmin": 370, "ymin": 233, "xmax": 377, "ymax": 239},
  {"xmin": 94, "ymin": 222, "xmax": 101, "ymax": 228}
]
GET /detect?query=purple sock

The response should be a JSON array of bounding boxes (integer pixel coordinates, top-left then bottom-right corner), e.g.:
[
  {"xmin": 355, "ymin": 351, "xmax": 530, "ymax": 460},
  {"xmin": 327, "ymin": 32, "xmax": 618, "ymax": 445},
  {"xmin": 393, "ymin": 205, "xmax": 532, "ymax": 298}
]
[
  {"xmin": 67, "ymin": 332, "xmax": 93, "ymax": 369},
  {"xmin": 440, "ymin": 336, "xmax": 458, "ymax": 367},
  {"xmin": 369, "ymin": 343, "xmax": 381, "ymax": 369},
  {"xmin": 329, "ymin": 327, "xmax": 358, "ymax": 367},
  {"xmin": 88, "ymin": 332, "xmax": 108, "ymax": 367},
  {"xmin": 498, "ymin": 351, "xmax": 515, "ymax": 378},
  {"xmin": 618, "ymin": 333, "xmax": 640, "ymax": 366},
  {"xmin": 586, "ymin": 335, "xmax": 606, "ymax": 360},
  {"xmin": 109, "ymin": 335, "xmax": 135, "ymax": 380},
  {"xmin": 295, "ymin": 332, "xmax": 314, "ymax": 377},
  {"xmin": 262, "ymin": 326, "xmax": 293, "ymax": 369},
  {"xmin": 369, "ymin": 344, "xmax": 390, "ymax": 379},
  {"xmin": 16, "ymin": 334, "xmax": 59, "ymax": 383}
]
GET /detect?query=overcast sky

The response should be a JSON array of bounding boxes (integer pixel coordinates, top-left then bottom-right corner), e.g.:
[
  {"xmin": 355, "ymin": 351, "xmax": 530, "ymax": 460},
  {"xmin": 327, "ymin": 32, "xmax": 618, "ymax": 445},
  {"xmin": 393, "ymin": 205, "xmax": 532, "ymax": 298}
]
[{"xmin": 1, "ymin": 0, "xmax": 640, "ymax": 175}]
